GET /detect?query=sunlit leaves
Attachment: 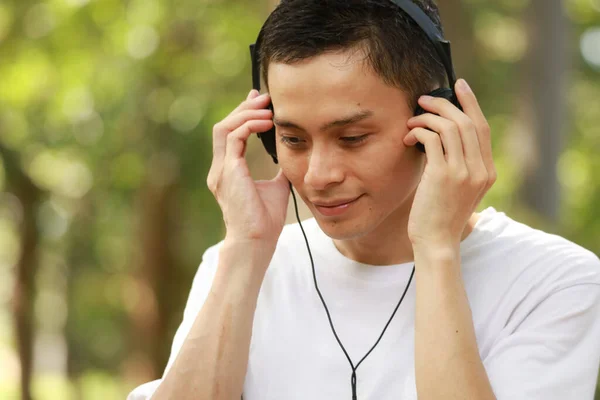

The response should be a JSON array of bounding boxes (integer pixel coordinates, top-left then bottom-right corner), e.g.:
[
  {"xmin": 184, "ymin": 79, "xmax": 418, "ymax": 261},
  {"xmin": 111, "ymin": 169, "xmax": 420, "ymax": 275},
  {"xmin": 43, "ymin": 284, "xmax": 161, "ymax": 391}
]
[
  {"xmin": 127, "ymin": 25, "xmax": 160, "ymax": 59},
  {"xmin": 168, "ymin": 95, "xmax": 207, "ymax": 132},
  {"xmin": 0, "ymin": 4, "xmax": 14, "ymax": 44},
  {"xmin": 0, "ymin": 0, "xmax": 597, "ymax": 397},
  {"xmin": 109, "ymin": 152, "xmax": 145, "ymax": 190},
  {"xmin": 0, "ymin": 109, "xmax": 30, "ymax": 150},
  {"xmin": 27, "ymin": 148, "xmax": 93, "ymax": 198},
  {"xmin": 566, "ymin": 0, "xmax": 600, "ymax": 23},
  {"xmin": 474, "ymin": 12, "xmax": 527, "ymax": 62},
  {"xmin": 0, "ymin": 46, "xmax": 55, "ymax": 108},
  {"xmin": 24, "ymin": 3, "xmax": 56, "ymax": 39}
]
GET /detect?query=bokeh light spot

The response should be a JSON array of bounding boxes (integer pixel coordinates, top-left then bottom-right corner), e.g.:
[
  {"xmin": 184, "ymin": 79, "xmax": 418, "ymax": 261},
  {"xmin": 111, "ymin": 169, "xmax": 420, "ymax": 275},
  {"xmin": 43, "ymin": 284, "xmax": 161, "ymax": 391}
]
[
  {"xmin": 24, "ymin": 3, "xmax": 56, "ymax": 39},
  {"xmin": 168, "ymin": 96, "xmax": 206, "ymax": 133},
  {"xmin": 127, "ymin": 25, "xmax": 159, "ymax": 59},
  {"xmin": 145, "ymin": 88, "xmax": 175, "ymax": 124},
  {"xmin": 127, "ymin": 0, "xmax": 162, "ymax": 26},
  {"xmin": 580, "ymin": 27, "xmax": 600, "ymax": 69},
  {"xmin": 62, "ymin": 87, "xmax": 95, "ymax": 124},
  {"xmin": 475, "ymin": 12, "xmax": 527, "ymax": 62},
  {"xmin": 28, "ymin": 149, "xmax": 94, "ymax": 198},
  {"xmin": 63, "ymin": 0, "xmax": 90, "ymax": 8},
  {"xmin": 209, "ymin": 41, "xmax": 245, "ymax": 77}
]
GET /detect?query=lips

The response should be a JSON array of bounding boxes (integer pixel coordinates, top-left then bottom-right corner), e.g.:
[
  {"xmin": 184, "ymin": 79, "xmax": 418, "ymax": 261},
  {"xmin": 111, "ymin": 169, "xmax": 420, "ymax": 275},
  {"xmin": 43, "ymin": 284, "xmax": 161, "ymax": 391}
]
[
  {"xmin": 311, "ymin": 196, "xmax": 361, "ymax": 217},
  {"xmin": 311, "ymin": 196, "xmax": 360, "ymax": 207}
]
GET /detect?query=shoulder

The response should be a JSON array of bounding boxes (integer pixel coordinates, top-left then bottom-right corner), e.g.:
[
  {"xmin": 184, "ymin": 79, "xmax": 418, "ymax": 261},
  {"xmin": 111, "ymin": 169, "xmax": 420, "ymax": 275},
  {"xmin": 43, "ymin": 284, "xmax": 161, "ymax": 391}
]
[
  {"xmin": 508, "ymin": 214, "xmax": 599, "ymax": 286},
  {"xmin": 471, "ymin": 208, "xmax": 600, "ymax": 291}
]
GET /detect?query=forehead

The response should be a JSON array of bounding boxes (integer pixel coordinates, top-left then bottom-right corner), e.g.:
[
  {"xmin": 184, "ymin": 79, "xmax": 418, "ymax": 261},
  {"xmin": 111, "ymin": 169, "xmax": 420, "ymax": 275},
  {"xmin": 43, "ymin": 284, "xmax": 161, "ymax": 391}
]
[
  {"xmin": 268, "ymin": 49, "xmax": 377, "ymax": 101},
  {"xmin": 267, "ymin": 49, "xmax": 411, "ymax": 123}
]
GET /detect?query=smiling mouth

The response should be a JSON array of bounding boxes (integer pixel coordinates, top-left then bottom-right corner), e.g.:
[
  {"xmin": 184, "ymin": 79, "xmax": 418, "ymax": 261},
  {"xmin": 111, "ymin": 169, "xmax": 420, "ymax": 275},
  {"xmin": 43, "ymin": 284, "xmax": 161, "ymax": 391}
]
[
  {"xmin": 311, "ymin": 195, "xmax": 363, "ymax": 217},
  {"xmin": 312, "ymin": 196, "xmax": 361, "ymax": 208}
]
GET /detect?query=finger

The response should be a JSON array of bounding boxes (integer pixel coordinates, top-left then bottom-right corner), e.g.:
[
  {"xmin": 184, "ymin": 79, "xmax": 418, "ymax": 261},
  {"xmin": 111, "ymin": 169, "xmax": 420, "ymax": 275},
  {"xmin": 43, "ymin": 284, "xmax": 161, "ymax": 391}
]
[
  {"xmin": 213, "ymin": 108, "xmax": 273, "ymax": 165},
  {"xmin": 406, "ymin": 113, "xmax": 465, "ymax": 169},
  {"xmin": 415, "ymin": 94, "xmax": 485, "ymax": 177},
  {"xmin": 247, "ymin": 89, "xmax": 259, "ymax": 100},
  {"xmin": 225, "ymin": 119, "xmax": 274, "ymax": 160},
  {"xmin": 208, "ymin": 94, "xmax": 273, "ymax": 195},
  {"xmin": 229, "ymin": 92, "xmax": 271, "ymax": 117},
  {"xmin": 454, "ymin": 79, "xmax": 494, "ymax": 175},
  {"xmin": 218, "ymin": 109, "xmax": 273, "ymax": 137},
  {"xmin": 213, "ymin": 109, "xmax": 272, "ymax": 157},
  {"xmin": 404, "ymin": 127, "xmax": 446, "ymax": 168}
]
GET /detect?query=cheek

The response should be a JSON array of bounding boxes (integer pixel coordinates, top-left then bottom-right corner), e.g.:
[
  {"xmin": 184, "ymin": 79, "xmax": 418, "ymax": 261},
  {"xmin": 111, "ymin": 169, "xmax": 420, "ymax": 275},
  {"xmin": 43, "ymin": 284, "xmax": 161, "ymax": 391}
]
[
  {"xmin": 278, "ymin": 151, "xmax": 305, "ymax": 184},
  {"xmin": 365, "ymin": 141, "xmax": 422, "ymax": 191}
]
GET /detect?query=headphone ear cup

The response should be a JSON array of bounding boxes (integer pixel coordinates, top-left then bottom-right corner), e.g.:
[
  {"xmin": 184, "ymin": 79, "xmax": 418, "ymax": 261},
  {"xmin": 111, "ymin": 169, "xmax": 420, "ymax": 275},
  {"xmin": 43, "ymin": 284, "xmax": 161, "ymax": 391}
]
[
  {"xmin": 412, "ymin": 88, "xmax": 461, "ymax": 153},
  {"xmin": 257, "ymin": 101, "xmax": 279, "ymax": 164}
]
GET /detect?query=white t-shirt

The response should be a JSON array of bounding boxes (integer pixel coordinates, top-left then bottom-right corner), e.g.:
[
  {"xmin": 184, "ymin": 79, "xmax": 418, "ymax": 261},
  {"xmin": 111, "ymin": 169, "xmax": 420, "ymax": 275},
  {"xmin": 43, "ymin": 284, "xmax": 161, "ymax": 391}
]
[{"xmin": 128, "ymin": 207, "xmax": 600, "ymax": 399}]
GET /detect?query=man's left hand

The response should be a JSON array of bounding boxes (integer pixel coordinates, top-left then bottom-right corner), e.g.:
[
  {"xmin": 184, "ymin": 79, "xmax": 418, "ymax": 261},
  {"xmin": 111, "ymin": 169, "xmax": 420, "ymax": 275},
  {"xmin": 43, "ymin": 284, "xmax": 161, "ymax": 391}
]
[{"xmin": 403, "ymin": 79, "xmax": 497, "ymax": 250}]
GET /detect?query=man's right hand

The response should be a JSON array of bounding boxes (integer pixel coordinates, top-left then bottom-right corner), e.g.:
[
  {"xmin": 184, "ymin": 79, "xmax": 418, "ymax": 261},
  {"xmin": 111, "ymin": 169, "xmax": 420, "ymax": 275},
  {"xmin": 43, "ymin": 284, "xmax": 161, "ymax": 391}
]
[
  {"xmin": 207, "ymin": 89, "xmax": 290, "ymax": 247},
  {"xmin": 150, "ymin": 91, "xmax": 290, "ymax": 400}
]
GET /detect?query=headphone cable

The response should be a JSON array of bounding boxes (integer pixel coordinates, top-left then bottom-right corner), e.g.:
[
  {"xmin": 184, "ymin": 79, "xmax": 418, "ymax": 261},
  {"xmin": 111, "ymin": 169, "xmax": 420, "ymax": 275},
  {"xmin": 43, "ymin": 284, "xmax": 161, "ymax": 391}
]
[{"xmin": 289, "ymin": 182, "xmax": 415, "ymax": 400}]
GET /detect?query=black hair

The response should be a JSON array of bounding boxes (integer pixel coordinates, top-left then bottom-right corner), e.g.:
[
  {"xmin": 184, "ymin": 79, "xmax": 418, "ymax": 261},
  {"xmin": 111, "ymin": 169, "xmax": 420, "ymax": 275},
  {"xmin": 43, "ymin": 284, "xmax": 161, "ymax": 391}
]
[{"xmin": 258, "ymin": 0, "xmax": 446, "ymax": 109}]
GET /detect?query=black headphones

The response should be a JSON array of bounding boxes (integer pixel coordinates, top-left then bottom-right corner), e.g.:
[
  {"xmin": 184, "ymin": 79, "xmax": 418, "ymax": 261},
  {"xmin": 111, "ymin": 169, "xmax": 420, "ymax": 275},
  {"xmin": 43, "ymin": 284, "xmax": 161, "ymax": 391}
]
[{"xmin": 249, "ymin": 0, "xmax": 461, "ymax": 163}]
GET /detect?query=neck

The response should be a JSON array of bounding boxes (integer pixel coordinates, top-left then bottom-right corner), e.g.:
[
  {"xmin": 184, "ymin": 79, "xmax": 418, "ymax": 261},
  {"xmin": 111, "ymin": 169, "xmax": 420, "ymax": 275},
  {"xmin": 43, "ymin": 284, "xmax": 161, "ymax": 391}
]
[{"xmin": 333, "ymin": 204, "xmax": 480, "ymax": 266}]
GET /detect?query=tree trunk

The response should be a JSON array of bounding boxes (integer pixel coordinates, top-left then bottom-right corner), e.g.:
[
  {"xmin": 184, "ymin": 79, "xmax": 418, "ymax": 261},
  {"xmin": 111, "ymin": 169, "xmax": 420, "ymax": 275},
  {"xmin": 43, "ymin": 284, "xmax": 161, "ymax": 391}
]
[
  {"xmin": 64, "ymin": 196, "xmax": 94, "ymax": 400},
  {"xmin": 517, "ymin": 0, "xmax": 568, "ymax": 222},
  {"xmin": 125, "ymin": 152, "xmax": 180, "ymax": 383},
  {"xmin": 1, "ymin": 144, "xmax": 41, "ymax": 400},
  {"xmin": 437, "ymin": 0, "xmax": 476, "ymax": 83}
]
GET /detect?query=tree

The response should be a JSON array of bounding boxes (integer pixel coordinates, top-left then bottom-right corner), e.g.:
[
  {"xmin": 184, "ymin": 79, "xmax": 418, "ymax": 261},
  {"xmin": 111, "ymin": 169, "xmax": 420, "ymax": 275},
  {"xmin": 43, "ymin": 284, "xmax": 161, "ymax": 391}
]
[{"xmin": 517, "ymin": 0, "xmax": 569, "ymax": 222}]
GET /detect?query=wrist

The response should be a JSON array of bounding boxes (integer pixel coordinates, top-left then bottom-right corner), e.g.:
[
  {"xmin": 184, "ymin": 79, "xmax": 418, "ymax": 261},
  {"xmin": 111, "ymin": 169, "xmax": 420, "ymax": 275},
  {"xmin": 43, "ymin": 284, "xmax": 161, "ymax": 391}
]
[
  {"xmin": 413, "ymin": 240, "xmax": 459, "ymax": 258},
  {"xmin": 413, "ymin": 243, "xmax": 461, "ymax": 273},
  {"xmin": 220, "ymin": 237, "xmax": 276, "ymax": 272},
  {"xmin": 211, "ymin": 238, "xmax": 276, "ymax": 298}
]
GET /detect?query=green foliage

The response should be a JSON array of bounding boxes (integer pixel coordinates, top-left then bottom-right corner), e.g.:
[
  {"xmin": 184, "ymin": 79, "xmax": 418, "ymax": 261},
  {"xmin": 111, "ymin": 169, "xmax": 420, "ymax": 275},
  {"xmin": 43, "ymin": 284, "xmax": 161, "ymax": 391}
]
[{"xmin": 0, "ymin": 0, "xmax": 599, "ymax": 397}]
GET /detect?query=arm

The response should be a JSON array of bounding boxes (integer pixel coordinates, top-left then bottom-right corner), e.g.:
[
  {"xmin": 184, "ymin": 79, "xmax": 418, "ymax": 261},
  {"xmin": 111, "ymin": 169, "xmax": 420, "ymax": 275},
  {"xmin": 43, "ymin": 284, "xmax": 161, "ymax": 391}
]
[
  {"xmin": 413, "ymin": 245, "xmax": 495, "ymax": 400},
  {"xmin": 146, "ymin": 89, "xmax": 289, "ymax": 399},
  {"xmin": 152, "ymin": 239, "xmax": 274, "ymax": 400},
  {"xmin": 404, "ymin": 80, "xmax": 498, "ymax": 398}
]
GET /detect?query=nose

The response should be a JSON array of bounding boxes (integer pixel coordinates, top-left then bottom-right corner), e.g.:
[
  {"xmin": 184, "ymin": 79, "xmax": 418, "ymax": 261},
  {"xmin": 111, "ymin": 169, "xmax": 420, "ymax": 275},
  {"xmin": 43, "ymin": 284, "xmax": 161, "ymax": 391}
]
[{"xmin": 303, "ymin": 147, "xmax": 344, "ymax": 191}]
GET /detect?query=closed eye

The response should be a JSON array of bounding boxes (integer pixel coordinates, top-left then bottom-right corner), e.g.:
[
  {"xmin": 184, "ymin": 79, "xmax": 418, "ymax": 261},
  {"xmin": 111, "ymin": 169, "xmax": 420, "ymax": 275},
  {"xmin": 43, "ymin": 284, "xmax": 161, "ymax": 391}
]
[
  {"xmin": 280, "ymin": 136, "xmax": 304, "ymax": 146},
  {"xmin": 340, "ymin": 134, "xmax": 369, "ymax": 144},
  {"xmin": 279, "ymin": 134, "xmax": 371, "ymax": 148}
]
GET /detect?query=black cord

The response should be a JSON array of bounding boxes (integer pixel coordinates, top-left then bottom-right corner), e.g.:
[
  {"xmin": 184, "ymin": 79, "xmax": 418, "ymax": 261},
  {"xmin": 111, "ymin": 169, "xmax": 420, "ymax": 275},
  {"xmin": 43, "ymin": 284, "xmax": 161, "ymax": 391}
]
[{"xmin": 289, "ymin": 182, "xmax": 415, "ymax": 400}]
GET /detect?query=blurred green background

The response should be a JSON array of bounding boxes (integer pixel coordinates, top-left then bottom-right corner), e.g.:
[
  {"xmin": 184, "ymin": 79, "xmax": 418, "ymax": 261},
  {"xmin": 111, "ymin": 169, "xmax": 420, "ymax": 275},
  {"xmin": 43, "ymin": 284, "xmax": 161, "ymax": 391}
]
[{"xmin": 0, "ymin": 0, "xmax": 599, "ymax": 399}]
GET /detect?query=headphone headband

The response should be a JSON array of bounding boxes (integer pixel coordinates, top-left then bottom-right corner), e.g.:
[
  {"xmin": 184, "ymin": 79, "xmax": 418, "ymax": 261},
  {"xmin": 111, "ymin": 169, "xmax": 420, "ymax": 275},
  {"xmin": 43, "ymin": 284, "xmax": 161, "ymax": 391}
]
[
  {"xmin": 389, "ymin": 0, "xmax": 456, "ymax": 87},
  {"xmin": 250, "ymin": 0, "xmax": 457, "ymax": 92}
]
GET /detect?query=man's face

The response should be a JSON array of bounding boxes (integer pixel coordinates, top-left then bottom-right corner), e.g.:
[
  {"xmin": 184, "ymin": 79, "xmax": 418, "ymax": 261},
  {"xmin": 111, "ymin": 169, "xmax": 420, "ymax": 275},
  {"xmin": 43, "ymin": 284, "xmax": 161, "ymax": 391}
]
[{"xmin": 268, "ymin": 49, "xmax": 425, "ymax": 240}]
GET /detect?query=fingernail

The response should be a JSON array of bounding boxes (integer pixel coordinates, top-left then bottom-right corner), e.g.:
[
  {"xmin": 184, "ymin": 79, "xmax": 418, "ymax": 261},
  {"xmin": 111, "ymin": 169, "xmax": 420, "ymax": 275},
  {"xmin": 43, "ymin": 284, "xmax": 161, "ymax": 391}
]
[
  {"xmin": 458, "ymin": 79, "xmax": 471, "ymax": 93},
  {"xmin": 420, "ymin": 95, "xmax": 433, "ymax": 102}
]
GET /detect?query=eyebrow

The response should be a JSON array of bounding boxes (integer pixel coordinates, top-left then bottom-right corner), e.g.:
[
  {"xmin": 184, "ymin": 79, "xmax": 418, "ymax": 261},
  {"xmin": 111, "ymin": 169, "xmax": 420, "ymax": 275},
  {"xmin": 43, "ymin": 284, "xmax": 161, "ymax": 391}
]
[{"xmin": 273, "ymin": 109, "xmax": 374, "ymax": 133}]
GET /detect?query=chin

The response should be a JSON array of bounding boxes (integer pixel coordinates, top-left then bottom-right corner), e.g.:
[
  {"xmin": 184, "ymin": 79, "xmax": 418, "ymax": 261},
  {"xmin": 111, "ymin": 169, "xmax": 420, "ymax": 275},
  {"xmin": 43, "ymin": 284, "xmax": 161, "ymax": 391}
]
[
  {"xmin": 312, "ymin": 212, "xmax": 379, "ymax": 241},
  {"xmin": 309, "ymin": 194, "xmax": 412, "ymax": 242}
]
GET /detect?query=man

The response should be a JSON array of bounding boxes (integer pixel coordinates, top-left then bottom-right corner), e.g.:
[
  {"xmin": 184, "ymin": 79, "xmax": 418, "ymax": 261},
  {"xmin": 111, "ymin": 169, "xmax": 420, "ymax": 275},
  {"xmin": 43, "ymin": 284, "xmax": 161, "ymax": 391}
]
[{"xmin": 128, "ymin": 1, "xmax": 600, "ymax": 399}]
